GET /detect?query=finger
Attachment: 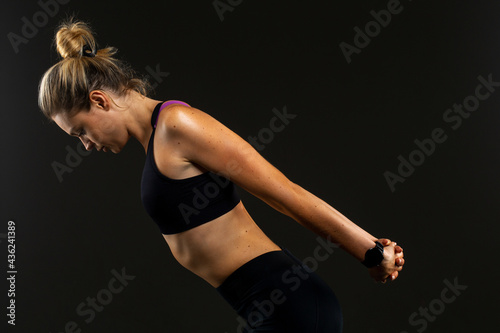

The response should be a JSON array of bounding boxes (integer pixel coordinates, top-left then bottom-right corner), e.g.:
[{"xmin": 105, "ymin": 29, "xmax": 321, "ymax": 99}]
[
  {"xmin": 393, "ymin": 261, "xmax": 404, "ymax": 271},
  {"xmin": 391, "ymin": 271, "xmax": 399, "ymax": 281},
  {"xmin": 379, "ymin": 238, "xmax": 391, "ymax": 246},
  {"xmin": 397, "ymin": 258, "xmax": 405, "ymax": 266},
  {"xmin": 384, "ymin": 242, "xmax": 396, "ymax": 249},
  {"xmin": 395, "ymin": 245, "xmax": 403, "ymax": 253}
]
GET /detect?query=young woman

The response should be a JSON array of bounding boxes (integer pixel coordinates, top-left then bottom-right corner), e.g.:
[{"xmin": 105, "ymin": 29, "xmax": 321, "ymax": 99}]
[{"xmin": 38, "ymin": 18, "xmax": 404, "ymax": 332}]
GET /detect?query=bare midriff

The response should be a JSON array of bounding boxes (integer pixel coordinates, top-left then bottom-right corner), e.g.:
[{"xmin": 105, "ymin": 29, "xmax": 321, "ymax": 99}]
[{"xmin": 163, "ymin": 201, "xmax": 281, "ymax": 288}]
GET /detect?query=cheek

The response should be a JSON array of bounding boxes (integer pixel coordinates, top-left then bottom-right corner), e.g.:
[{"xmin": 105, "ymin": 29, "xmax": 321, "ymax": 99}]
[
  {"xmin": 101, "ymin": 117, "xmax": 118, "ymax": 135},
  {"xmin": 94, "ymin": 117, "xmax": 120, "ymax": 142}
]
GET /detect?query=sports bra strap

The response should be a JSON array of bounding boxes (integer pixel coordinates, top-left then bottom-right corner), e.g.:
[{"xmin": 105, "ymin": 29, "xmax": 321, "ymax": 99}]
[{"xmin": 154, "ymin": 100, "xmax": 191, "ymax": 128}]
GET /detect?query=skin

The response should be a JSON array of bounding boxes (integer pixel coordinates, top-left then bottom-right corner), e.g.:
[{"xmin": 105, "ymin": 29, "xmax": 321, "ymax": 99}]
[{"xmin": 53, "ymin": 89, "xmax": 405, "ymax": 287}]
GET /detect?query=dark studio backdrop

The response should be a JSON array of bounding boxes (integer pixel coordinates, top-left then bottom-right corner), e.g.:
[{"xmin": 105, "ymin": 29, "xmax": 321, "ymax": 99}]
[{"xmin": 1, "ymin": 0, "xmax": 498, "ymax": 332}]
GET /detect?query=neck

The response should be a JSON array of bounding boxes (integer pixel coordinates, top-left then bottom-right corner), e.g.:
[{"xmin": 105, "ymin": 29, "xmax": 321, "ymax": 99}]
[{"xmin": 123, "ymin": 91, "xmax": 162, "ymax": 153}]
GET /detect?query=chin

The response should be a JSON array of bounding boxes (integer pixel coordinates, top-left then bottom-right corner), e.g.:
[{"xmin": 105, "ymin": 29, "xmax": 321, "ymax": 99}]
[
  {"xmin": 113, "ymin": 141, "xmax": 127, "ymax": 154},
  {"xmin": 115, "ymin": 135, "xmax": 131, "ymax": 153}
]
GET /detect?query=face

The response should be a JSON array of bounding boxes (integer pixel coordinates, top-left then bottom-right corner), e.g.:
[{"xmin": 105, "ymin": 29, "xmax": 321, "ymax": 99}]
[{"xmin": 53, "ymin": 105, "xmax": 130, "ymax": 154}]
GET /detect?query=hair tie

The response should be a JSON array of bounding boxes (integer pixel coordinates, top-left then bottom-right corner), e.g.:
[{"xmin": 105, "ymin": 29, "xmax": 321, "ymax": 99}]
[{"xmin": 82, "ymin": 44, "xmax": 96, "ymax": 57}]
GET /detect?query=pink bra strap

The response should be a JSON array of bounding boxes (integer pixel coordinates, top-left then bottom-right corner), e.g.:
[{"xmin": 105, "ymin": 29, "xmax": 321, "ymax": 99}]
[{"xmin": 154, "ymin": 100, "xmax": 191, "ymax": 128}]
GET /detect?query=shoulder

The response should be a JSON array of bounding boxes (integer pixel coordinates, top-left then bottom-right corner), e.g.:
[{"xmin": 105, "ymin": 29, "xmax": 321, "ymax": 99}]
[
  {"xmin": 152, "ymin": 102, "xmax": 300, "ymax": 211},
  {"xmin": 155, "ymin": 103, "xmax": 219, "ymax": 139}
]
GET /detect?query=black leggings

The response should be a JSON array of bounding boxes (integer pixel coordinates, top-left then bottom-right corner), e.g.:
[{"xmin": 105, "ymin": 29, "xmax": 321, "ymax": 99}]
[{"xmin": 216, "ymin": 247, "xmax": 343, "ymax": 332}]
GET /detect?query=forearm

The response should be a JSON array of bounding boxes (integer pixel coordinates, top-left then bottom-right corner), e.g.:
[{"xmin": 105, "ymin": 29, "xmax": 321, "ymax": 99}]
[{"xmin": 285, "ymin": 182, "xmax": 378, "ymax": 262}]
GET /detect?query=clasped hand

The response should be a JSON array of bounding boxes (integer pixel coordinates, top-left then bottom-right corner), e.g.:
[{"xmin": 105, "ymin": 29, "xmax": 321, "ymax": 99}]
[{"xmin": 368, "ymin": 238, "xmax": 405, "ymax": 283}]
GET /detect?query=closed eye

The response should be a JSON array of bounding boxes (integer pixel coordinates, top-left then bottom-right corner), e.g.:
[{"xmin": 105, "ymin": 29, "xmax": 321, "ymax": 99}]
[{"xmin": 70, "ymin": 127, "xmax": 85, "ymax": 137}]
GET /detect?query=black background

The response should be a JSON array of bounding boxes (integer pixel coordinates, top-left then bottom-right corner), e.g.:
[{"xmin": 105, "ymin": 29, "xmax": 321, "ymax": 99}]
[{"xmin": 1, "ymin": 0, "xmax": 498, "ymax": 332}]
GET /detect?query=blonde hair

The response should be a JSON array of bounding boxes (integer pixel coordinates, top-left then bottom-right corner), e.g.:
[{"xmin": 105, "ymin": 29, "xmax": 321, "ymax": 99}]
[{"xmin": 38, "ymin": 17, "xmax": 151, "ymax": 121}]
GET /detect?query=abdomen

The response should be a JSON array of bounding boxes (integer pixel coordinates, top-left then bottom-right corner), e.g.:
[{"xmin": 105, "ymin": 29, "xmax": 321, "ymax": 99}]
[{"xmin": 163, "ymin": 201, "xmax": 281, "ymax": 287}]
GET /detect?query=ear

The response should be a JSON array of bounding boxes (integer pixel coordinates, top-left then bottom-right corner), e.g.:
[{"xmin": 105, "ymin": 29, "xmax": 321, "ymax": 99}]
[{"xmin": 88, "ymin": 90, "xmax": 111, "ymax": 111}]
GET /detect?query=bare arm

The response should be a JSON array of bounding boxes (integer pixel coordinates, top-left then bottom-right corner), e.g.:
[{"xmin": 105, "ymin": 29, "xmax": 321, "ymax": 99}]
[
  {"xmin": 160, "ymin": 105, "xmax": 403, "ymax": 276},
  {"xmin": 281, "ymin": 182, "xmax": 379, "ymax": 262}
]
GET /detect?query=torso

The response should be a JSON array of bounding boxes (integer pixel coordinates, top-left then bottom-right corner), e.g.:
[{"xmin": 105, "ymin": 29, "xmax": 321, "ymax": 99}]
[{"xmin": 149, "ymin": 105, "xmax": 280, "ymax": 288}]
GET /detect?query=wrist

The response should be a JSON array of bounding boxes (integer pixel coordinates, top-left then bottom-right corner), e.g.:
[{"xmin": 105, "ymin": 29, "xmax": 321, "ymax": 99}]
[{"xmin": 361, "ymin": 241, "xmax": 384, "ymax": 268}]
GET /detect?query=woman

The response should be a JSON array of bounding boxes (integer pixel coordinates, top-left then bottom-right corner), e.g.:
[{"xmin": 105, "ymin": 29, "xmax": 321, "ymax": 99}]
[{"xmin": 38, "ymin": 18, "xmax": 404, "ymax": 332}]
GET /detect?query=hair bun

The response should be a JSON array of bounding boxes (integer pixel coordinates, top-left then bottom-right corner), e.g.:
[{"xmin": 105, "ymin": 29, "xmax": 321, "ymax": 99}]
[{"xmin": 55, "ymin": 17, "xmax": 97, "ymax": 59}]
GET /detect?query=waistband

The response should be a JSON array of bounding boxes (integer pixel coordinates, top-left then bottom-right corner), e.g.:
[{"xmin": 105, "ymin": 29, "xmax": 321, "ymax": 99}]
[{"xmin": 215, "ymin": 246, "xmax": 307, "ymax": 309}]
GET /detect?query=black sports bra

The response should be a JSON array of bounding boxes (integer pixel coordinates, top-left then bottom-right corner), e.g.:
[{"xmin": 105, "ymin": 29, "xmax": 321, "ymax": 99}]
[{"xmin": 140, "ymin": 101, "xmax": 241, "ymax": 234}]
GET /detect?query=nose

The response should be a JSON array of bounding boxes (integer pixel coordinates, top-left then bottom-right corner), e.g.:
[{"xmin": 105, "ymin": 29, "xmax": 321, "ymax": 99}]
[{"xmin": 80, "ymin": 137, "xmax": 94, "ymax": 151}]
